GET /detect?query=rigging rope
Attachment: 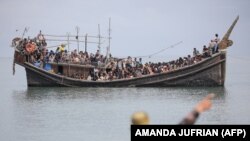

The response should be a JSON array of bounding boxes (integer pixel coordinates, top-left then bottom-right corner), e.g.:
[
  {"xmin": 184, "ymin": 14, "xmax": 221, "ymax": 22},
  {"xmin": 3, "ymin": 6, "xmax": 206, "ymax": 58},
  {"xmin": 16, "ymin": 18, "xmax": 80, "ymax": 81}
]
[
  {"xmin": 44, "ymin": 34, "xmax": 108, "ymax": 39},
  {"xmin": 135, "ymin": 41, "xmax": 183, "ymax": 58},
  {"xmin": 45, "ymin": 38, "xmax": 99, "ymax": 44},
  {"xmin": 45, "ymin": 43, "xmax": 69, "ymax": 49}
]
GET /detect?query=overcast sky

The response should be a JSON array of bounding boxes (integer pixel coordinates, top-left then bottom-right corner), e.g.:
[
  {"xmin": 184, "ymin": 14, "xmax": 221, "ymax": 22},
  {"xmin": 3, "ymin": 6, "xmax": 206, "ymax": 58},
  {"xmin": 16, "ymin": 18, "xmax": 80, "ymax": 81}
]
[{"xmin": 0, "ymin": 0, "xmax": 249, "ymax": 62}]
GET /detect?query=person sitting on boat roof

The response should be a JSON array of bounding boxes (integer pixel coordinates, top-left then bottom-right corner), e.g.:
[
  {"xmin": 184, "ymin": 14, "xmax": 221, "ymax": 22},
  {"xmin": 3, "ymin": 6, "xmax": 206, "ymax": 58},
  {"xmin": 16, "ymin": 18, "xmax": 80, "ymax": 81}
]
[
  {"xmin": 54, "ymin": 51, "xmax": 61, "ymax": 63},
  {"xmin": 61, "ymin": 50, "xmax": 68, "ymax": 62},
  {"xmin": 208, "ymin": 40, "xmax": 216, "ymax": 54},
  {"xmin": 73, "ymin": 49, "xmax": 78, "ymax": 56},
  {"xmin": 36, "ymin": 30, "xmax": 47, "ymax": 48},
  {"xmin": 213, "ymin": 33, "xmax": 220, "ymax": 53},
  {"xmin": 178, "ymin": 57, "xmax": 184, "ymax": 68},
  {"xmin": 49, "ymin": 54, "xmax": 55, "ymax": 62},
  {"xmin": 37, "ymin": 30, "xmax": 45, "ymax": 42},
  {"xmin": 187, "ymin": 55, "xmax": 192, "ymax": 65},
  {"xmin": 126, "ymin": 56, "xmax": 133, "ymax": 68},
  {"xmin": 193, "ymin": 48, "xmax": 200, "ymax": 57},
  {"xmin": 59, "ymin": 44, "xmax": 66, "ymax": 53},
  {"xmin": 202, "ymin": 45, "xmax": 211, "ymax": 58},
  {"xmin": 139, "ymin": 58, "xmax": 142, "ymax": 65},
  {"xmin": 131, "ymin": 93, "xmax": 214, "ymax": 125},
  {"xmin": 131, "ymin": 58, "xmax": 136, "ymax": 68},
  {"xmin": 49, "ymin": 50, "xmax": 54, "ymax": 56},
  {"xmin": 95, "ymin": 49, "xmax": 100, "ymax": 56}
]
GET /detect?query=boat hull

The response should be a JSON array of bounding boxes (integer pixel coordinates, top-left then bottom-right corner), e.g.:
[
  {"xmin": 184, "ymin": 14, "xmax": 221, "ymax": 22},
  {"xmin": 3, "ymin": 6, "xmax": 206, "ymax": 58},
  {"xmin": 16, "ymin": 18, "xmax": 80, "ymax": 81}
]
[{"xmin": 22, "ymin": 52, "xmax": 226, "ymax": 87}]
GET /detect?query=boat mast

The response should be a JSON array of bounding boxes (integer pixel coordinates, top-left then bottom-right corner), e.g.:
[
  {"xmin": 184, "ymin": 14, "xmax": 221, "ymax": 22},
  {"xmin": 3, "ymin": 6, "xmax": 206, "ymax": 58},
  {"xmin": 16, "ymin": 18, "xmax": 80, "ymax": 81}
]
[
  {"xmin": 67, "ymin": 32, "xmax": 71, "ymax": 76},
  {"xmin": 107, "ymin": 18, "xmax": 111, "ymax": 59},
  {"xmin": 75, "ymin": 26, "xmax": 80, "ymax": 53},
  {"xmin": 67, "ymin": 32, "xmax": 70, "ymax": 52},
  {"xmin": 21, "ymin": 27, "xmax": 29, "ymax": 39},
  {"xmin": 98, "ymin": 24, "xmax": 101, "ymax": 52},
  {"xmin": 85, "ymin": 34, "xmax": 88, "ymax": 53}
]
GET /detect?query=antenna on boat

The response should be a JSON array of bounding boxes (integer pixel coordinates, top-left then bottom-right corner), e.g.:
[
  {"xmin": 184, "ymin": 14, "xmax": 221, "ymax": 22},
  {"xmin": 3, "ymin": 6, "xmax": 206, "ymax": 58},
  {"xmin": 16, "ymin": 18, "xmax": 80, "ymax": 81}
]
[
  {"xmin": 98, "ymin": 24, "xmax": 101, "ymax": 52},
  {"xmin": 75, "ymin": 26, "xmax": 80, "ymax": 53}
]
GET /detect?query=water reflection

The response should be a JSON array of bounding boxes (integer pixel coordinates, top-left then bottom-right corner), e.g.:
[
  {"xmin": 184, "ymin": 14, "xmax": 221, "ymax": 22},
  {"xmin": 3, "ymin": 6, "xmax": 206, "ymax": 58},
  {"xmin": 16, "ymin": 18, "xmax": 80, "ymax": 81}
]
[
  {"xmin": 18, "ymin": 87, "xmax": 227, "ymax": 105},
  {"xmin": 22, "ymin": 87, "xmax": 225, "ymax": 98}
]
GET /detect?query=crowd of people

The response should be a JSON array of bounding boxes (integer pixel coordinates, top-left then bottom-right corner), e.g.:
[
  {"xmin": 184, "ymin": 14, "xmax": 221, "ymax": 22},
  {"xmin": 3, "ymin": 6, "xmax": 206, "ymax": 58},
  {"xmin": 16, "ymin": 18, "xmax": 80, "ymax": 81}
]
[
  {"xmin": 46, "ymin": 47, "xmax": 106, "ymax": 67},
  {"xmin": 13, "ymin": 31, "xmax": 221, "ymax": 81},
  {"xmin": 82, "ymin": 33, "xmax": 220, "ymax": 81}
]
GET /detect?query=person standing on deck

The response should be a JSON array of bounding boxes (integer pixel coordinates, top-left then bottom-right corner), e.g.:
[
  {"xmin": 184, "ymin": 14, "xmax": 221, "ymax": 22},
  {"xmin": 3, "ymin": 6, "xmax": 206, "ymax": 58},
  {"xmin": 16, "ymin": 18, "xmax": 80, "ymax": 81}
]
[
  {"xmin": 208, "ymin": 40, "xmax": 216, "ymax": 54},
  {"xmin": 214, "ymin": 34, "xmax": 220, "ymax": 53}
]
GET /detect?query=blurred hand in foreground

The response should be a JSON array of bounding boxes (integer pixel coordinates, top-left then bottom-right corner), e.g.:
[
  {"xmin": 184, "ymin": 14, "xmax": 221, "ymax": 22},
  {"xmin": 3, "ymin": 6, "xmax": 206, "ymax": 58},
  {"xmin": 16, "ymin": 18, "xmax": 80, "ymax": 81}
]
[{"xmin": 194, "ymin": 93, "xmax": 215, "ymax": 113}]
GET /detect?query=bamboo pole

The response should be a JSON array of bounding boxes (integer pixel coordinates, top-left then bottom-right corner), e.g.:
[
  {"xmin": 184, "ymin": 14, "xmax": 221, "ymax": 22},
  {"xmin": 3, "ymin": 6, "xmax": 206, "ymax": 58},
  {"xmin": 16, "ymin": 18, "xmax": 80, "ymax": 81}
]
[
  {"xmin": 85, "ymin": 34, "xmax": 88, "ymax": 52},
  {"xmin": 98, "ymin": 24, "xmax": 101, "ymax": 52},
  {"xmin": 67, "ymin": 33, "xmax": 70, "ymax": 52},
  {"xmin": 107, "ymin": 18, "xmax": 111, "ymax": 59},
  {"xmin": 76, "ymin": 26, "xmax": 80, "ymax": 53}
]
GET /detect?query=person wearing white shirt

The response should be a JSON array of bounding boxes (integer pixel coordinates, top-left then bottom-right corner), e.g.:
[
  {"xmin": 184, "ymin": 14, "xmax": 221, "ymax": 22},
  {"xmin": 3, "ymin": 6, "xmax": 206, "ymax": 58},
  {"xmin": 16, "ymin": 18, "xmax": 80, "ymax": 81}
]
[{"xmin": 214, "ymin": 34, "xmax": 220, "ymax": 53}]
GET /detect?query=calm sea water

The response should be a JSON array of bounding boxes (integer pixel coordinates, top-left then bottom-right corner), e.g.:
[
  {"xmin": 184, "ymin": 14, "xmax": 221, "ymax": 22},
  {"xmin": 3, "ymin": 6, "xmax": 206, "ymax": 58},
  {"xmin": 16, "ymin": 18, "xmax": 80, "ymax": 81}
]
[{"xmin": 1, "ymin": 57, "xmax": 250, "ymax": 141}]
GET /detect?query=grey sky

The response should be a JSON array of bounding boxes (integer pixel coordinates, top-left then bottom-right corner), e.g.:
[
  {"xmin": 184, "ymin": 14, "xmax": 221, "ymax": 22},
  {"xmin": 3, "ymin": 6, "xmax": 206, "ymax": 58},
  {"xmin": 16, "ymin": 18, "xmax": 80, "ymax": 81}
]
[{"xmin": 0, "ymin": 0, "xmax": 249, "ymax": 62}]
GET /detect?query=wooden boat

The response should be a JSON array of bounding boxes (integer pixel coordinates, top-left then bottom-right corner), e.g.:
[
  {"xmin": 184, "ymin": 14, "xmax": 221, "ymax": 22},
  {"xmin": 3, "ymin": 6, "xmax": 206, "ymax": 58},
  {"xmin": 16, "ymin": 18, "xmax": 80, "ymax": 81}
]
[{"xmin": 13, "ymin": 16, "xmax": 239, "ymax": 87}]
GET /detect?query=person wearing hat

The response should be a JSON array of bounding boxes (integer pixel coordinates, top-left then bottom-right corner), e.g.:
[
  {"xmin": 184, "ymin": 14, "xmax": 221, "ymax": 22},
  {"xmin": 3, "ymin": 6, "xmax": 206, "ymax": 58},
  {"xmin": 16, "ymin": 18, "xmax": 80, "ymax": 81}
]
[{"xmin": 131, "ymin": 93, "xmax": 215, "ymax": 125}]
